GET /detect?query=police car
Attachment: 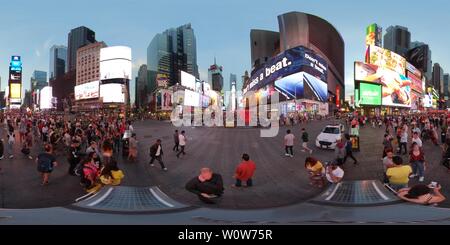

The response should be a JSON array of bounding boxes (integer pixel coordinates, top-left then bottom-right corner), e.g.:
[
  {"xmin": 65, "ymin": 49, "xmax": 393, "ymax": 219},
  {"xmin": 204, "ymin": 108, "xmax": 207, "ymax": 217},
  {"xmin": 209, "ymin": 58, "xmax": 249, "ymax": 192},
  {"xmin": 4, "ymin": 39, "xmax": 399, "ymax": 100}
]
[{"xmin": 315, "ymin": 124, "xmax": 345, "ymax": 150}]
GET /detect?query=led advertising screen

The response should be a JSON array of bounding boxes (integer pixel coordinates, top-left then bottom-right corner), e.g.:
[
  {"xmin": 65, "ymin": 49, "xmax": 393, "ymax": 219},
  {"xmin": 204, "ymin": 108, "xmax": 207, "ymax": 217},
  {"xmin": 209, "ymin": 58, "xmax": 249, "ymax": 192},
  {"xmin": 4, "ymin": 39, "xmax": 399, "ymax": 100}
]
[
  {"xmin": 423, "ymin": 93, "xmax": 432, "ymax": 108},
  {"xmin": 10, "ymin": 56, "xmax": 22, "ymax": 71},
  {"xmin": 40, "ymin": 86, "xmax": 53, "ymax": 109},
  {"xmin": 359, "ymin": 82, "xmax": 381, "ymax": 106},
  {"xmin": 184, "ymin": 89, "xmax": 200, "ymax": 107},
  {"xmin": 406, "ymin": 62, "xmax": 422, "ymax": 78},
  {"xmin": 10, "ymin": 70, "xmax": 22, "ymax": 81},
  {"xmin": 365, "ymin": 24, "xmax": 382, "ymax": 47},
  {"xmin": 156, "ymin": 74, "xmax": 169, "ymax": 87},
  {"xmin": 407, "ymin": 45, "xmax": 428, "ymax": 72},
  {"xmin": 202, "ymin": 95, "xmax": 210, "ymax": 108},
  {"xmin": 159, "ymin": 89, "xmax": 173, "ymax": 111},
  {"xmin": 245, "ymin": 45, "xmax": 328, "ymax": 94},
  {"xmin": 366, "ymin": 45, "xmax": 406, "ymax": 76},
  {"xmin": 75, "ymin": 80, "xmax": 100, "ymax": 100},
  {"xmin": 180, "ymin": 71, "xmax": 196, "ymax": 90},
  {"xmin": 411, "ymin": 92, "xmax": 419, "ymax": 110},
  {"xmin": 10, "ymin": 83, "xmax": 21, "ymax": 99},
  {"xmin": 273, "ymin": 72, "xmax": 328, "ymax": 102},
  {"xmin": 100, "ymin": 83, "xmax": 125, "ymax": 103},
  {"xmin": 354, "ymin": 62, "xmax": 411, "ymax": 107},
  {"xmin": 354, "ymin": 89, "xmax": 359, "ymax": 107},
  {"xmin": 100, "ymin": 46, "xmax": 132, "ymax": 80},
  {"xmin": 407, "ymin": 72, "xmax": 423, "ymax": 93}
]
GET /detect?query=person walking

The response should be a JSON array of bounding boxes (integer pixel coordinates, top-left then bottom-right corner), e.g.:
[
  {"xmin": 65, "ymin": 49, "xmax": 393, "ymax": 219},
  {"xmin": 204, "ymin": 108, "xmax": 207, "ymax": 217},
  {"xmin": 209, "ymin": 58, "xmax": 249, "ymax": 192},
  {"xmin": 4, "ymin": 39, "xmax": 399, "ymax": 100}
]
[
  {"xmin": 232, "ymin": 153, "xmax": 256, "ymax": 188},
  {"xmin": 173, "ymin": 130, "xmax": 180, "ymax": 152},
  {"xmin": 409, "ymin": 142, "xmax": 426, "ymax": 182},
  {"xmin": 335, "ymin": 139, "xmax": 346, "ymax": 166},
  {"xmin": 6, "ymin": 132, "xmax": 15, "ymax": 159},
  {"xmin": 67, "ymin": 140, "xmax": 82, "ymax": 176},
  {"xmin": 36, "ymin": 144, "xmax": 58, "ymax": 186},
  {"xmin": 128, "ymin": 133, "xmax": 138, "ymax": 162},
  {"xmin": 176, "ymin": 130, "xmax": 187, "ymax": 158},
  {"xmin": 343, "ymin": 134, "xmax": 358, "ymax": 165},
  {"xmin": 398, "ymin": 128, "xmax": 408, "ymax": 155},
  {"xmin": 284, "ymin": 130, "xmax": 295, "ymax": 157},
  {"xmin": 301, "ymin": 128, "xmax": 313, "ymax": 154},
  {"xmin": 149, "ymin": 139, "xmax": 167, "ymax": 171}
]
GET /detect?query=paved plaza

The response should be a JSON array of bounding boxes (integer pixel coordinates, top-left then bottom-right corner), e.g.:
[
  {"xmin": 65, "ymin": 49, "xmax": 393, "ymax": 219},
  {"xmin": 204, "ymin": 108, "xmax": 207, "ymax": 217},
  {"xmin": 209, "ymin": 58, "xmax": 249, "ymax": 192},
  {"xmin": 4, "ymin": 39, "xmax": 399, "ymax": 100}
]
[{"xmin": 0, "ymin": 119, "xmax": 449, "ymax": 209}]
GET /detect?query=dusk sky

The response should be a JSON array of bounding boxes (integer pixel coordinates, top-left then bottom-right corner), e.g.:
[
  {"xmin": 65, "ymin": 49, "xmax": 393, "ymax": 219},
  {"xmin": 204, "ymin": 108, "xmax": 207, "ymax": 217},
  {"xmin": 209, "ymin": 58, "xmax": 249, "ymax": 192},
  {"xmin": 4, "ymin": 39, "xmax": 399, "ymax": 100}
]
[{"xmin": 0, "ymin": 0, "xmax": 449, "ymax": 103}]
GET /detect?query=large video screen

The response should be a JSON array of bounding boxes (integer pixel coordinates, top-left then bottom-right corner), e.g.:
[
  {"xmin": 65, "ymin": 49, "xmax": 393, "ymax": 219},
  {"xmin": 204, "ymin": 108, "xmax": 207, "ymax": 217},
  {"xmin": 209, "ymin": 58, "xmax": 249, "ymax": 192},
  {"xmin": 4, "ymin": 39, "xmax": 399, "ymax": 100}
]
[
  {"xmin": 10, "ymin": 83, "xmax": 21, "ymax": 99},
  {"xmin": 181, "ymin": 71, "xmax": 196, "ymax": 90},
  {"xmin": 354, "ymin": 62, "xmax": 411, "ymax": 107},
  {"xmin": 100, "ymin": 46, "xmax": 132, "ymax": 80},
  {"xmin": 407, "ymin": 72, "xmax": 423, "ymax": 94},
  {"xmin": 274, "ymin": 72, "xmax": 328, "ymax": 102},
  {"xmin": 75, "ymin": 80, "xmax": 99, "ymax": 100},
  {"xmin": 159, "ymin": 89, "xmax": 173, "ymax": 111},
  {"xmin": 245, "ymin": 45, "xmax": 328, "ymax": 94},
  {"xmin": 423, "ymin": 93, "xmax": 432, "ymax": 108},
  {"xmin": 407, "ymin": 45, "xmax": 428, "ymax": 72},
  {"xmin": 359, "ymin": 82, "xmax": 381, "ymax": 106},
  {"xmin": 367, "ymin": 45, "xmax": 406, "ymax": 76},
  {"xmin": 100, "ymin": 83, "xmax": 125, "ymax": 103},
  {"xmin": 40, "ymin": 86, "xmax": 53, "ymax": 109},
  {"xmin": 184, "ymin": 89, "xmax": 200, "ymax": 107}
]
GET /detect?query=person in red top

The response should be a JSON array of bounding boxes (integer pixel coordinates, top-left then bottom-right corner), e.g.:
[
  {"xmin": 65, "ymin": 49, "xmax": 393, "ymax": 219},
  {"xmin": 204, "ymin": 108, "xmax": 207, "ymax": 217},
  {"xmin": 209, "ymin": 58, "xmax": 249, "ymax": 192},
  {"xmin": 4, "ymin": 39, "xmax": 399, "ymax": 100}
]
[{"xmin": 232, "ymin": 153, "xmax": 256, "ymax": 188}]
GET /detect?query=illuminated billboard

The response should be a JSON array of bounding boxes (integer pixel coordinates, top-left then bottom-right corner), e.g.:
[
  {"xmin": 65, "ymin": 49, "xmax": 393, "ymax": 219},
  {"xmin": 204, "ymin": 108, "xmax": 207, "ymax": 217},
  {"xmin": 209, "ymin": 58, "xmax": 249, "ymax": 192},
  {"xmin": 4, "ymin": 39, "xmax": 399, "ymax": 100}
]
[
  {"xmin": 407, "ymin": 45, "xmax": 429, "ymax": 73},
  {"xmin": 366, "ymin": 24, "xmax": 382, "ymax": 47},
  {"xmin": 184, "ymin": 89, "xmax": 200, "ymax": 107},
  {"xmin": 274, "ymin": 72, "xmax": 328, "ymax": 102},
  {"xmin": 100, "ymin": 83, "xmax": 125, "ymax": 103},
  {"xmin": 40, "ymin": 86, "xmax": 53, "ymax": 109},
  {"xmin": 406, "ymin": 62, "xmax": 422, "ymax": 78},
  {"xmin": 10, "ymin": 83, "xmax": 21, "ymax": 99},
  {"xmin": 354, "ymin": 62, "xmax": 411, "ymax": 107},
  {"xmin": 366, "ymin": 45, "xmax": 406, "ymax": 76},
  {"xmin": 181, "ymin": 71, "xmax": 196, "ymax": 90},
  {"xmin": 158, "ymin": 89, "xmax": 173, "ymax": 111},
  {"xmin": 75, "ymin": 80, "xmax": 100, "ymax": 100},
  {"xmin": 244, "ymin": 45, "xmax": 328, "ymax": 94},
  {"xmin": 100, "ymin": 46, "xmax": 132, "ymax": 80},
  {"xmin": 156, "ymin": 74, "xmax": 169, "ymax": 87},
  {"xmin": 359, "ymin": 82, "xmax": 381, "ymax": 106},
  {"xmin": 407, "ymin": 72, "xmax": 423, "ymax": 93}
]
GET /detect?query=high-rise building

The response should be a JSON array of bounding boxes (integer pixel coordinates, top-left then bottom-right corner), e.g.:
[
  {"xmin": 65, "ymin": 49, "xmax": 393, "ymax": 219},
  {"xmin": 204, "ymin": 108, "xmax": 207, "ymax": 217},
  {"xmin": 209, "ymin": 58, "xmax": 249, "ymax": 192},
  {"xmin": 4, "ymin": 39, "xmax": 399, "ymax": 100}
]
[
  {"xmin": 229, "ymin": 73, "xmax": 237, "ymax": 91},
  {"xmin": 250, "ymin": 29, "xmax": 280, "ymax": 73},
  {"xmin": 208, "ymin": 59, "xmax": 223, "ymax": 92},
  {"xmin": 444, "ymin": 74, "xmax": 449, "ymax": 98},
  {"xmin": 410, "ymin": 41, "xmax": 432, "ymax": 82},
  {"xmin": 241, "ymin": 70, "xmax": 249, "ymax": 91},
  {"xmin": 76, "ymin": 42, "xmax": 106, "ymax": 85},
  {"xmin": 31, "ymin": 70, "xmax": 47, "ymax": 92},
  {"xmin": 147, "ymin": 23, "xmax": 198, "ymax": 93},
  {"xmin": 67, "ymin": 26, "xmax": 96, "ymax": 72},
  {"xmin": 433, "ymin": 63, "xmax": 445, "ymax": 97},
  {"xmin": 135, "ymin": 64, "xmax": 148, "ymax": 109},
  {"xmin": 383, "ymin": 25, "xmax": 411, "ymax": 57},
  {"xmin": 49, "ymin": 45, "xmax": 67, "ymax": 80}
]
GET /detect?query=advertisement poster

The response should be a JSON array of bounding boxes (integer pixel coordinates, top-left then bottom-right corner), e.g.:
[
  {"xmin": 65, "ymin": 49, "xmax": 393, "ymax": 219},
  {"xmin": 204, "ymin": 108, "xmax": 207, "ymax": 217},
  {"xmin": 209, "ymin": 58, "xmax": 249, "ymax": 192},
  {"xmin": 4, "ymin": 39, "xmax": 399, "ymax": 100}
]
[
  {"xmin": 75, "ymin": 80, "xmax": 100, "ymax": 100},
  {"xmin": 10, "ymin": 83, "xmax": 21, "ymax": 99},
  {"xmin": 274, "ymin": 72, "xmax": 328, "ymax": 102},
  {"xmin": 406, "ymin": 62, "xmax": 422, "ymax": 78},
  {"xmin": 245, "ymin": 45, "xmax": 328, "ymax": 94},
  {"xmin": 184, "ymin": 90, "xmax": 200, "ymax": 107},
  {"xmin": 156, "ymin": 74, "xmax": 169, "ymax": 88},
  {"xmin": 359, "ymin": 82, "xmax": 381, "ymax": 106},
  {"xmin": 411, "ymin": 92, "xmax": 419, "ymax": 110},
  {"xmin": 349, "ymin": 135, "xmax": 360, "ymax": 152},
  {"xmin": 407, "ymin": 72, "xmax": 423, "ymax": 93},
  {"xmin": 366, "ymin": 45, "xmax": 406, "ymax": 76},
  {"xmin": 181, "ymin": 71, "xmax": 196, "ymax": 90},
  {"xmin": 354, "ymin": 62, "xmax": 411, "ymax": 107},
  {"xmin": 160, "ymin": 89, "xmax": 173, "ymax": 111}
]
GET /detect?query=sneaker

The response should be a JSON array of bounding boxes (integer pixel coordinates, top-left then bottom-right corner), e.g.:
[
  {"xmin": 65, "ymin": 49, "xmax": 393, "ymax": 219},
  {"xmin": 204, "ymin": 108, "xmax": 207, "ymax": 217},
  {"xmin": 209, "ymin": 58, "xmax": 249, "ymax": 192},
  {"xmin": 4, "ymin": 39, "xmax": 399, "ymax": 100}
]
[
  {"xmin": 0, "ymin": 155, "xmax": 3, "ymax": 160},
  {"xmin": 409, "ymin": 174, "xmax": 418, "ymax": 178},
  {"xmin": 28, "ymin": 156, "xmax": 33, "ymax": 160},
  {"xmin": 150, "ymin": 164, "xmax": 155, "ymax": 167},
  {"xmin": 290, "ymin": 155, "xmax": 294, "ymax": 158},
  {"xmin": 419, "ymin": 177, "xmax": 424, "ymax": 182},
  {"xmin": 284, "ymin": 153, "xmax": 290, "ymax": 157},
  {"xmin": 163, "ymin": 168, "xmax": 168, "ymax": 171},
  {"xmin": 9, "ymin": 155, "xmax": 13, "ymax": 159},
  {"xmin": 309, "ymin": 150, "xmax": 313, "ymax": 154}
]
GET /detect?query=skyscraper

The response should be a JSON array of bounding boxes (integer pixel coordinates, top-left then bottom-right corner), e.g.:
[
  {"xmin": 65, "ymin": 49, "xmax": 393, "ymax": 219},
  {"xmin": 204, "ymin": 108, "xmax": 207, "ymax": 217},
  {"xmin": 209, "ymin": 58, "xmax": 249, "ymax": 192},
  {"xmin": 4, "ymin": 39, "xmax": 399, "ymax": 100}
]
[
  {"xmin": 67, "ymin": 26, "xmax": 96, "ymax": 72},
  {"xmin": 229, "ymin": 73, "xmax": 237, "ymax": 91},
  {"xmin": 383, "ymin": 26, "xmax": 411, "ymax": 57},
  {"xmin": 76, "ymin": 41, "xmax": 106, "ymax": 85},
  {"xmin": 444, "ymin": 74, "xmax": 449, "ymax": 98},
  {"xmin": 31, "ymin": 70, "xmax": 47, "ymax": 91},
  {"xmin": 433, "ymin": 63, "xmax": 444, "ymax": 95},
  {"xmin": 410, "ymin": 41, "xmax": 432, "ymax": 82},
  {"xmin": 147, "ymin": 23, "xmax": 198, "ymax": 93},
  {"xmin": 135, "ymin": 64, "xmax": 148, "ymax": 108},
  {"xmin": 49, "ymin": 45, "xmax": 67, "ymax": 80},
  {"xmin": 208, "ymin": 59, "xmax": 223, "ymax": 92}
]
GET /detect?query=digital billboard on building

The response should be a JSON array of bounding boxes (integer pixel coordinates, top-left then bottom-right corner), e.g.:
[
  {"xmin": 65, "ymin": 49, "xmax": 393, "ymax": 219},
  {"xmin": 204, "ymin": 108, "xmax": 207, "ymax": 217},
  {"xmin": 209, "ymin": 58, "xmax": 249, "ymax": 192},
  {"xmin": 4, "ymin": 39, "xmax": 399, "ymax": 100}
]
[
  {"xmin": 75, "ymin": 80, "xmax": 100, "ymax": 100},
  {"xmin": 366, "ymin": 45, "xmax": 406, "ymax": 76},
  {"xmin": 358, "ymin": 82, "xmax": 382, "ymax": 106},
  {"xmin": 100, "ymin": 46, "xmax": 132, "ymax": 81}
]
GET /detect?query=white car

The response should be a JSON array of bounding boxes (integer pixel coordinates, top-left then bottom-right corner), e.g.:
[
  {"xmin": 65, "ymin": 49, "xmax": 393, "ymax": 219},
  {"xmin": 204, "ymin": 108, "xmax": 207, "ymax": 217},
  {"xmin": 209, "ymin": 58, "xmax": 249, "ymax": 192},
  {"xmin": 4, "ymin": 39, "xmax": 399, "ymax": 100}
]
[{"xmin": 315, "ymin": 124, "xmax": 345, "ymax": 150}]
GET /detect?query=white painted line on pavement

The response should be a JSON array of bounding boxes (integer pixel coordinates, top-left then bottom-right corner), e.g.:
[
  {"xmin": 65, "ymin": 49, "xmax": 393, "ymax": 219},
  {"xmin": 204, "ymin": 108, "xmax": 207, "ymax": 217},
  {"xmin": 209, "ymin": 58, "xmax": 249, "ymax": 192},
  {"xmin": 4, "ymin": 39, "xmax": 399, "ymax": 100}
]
[
  {"xmin": 372, "ymin": 182, "xmax": 389, "ymax": 200},
  {"xmin": 150, "ymin": 188, "xmax": 174, "ymax": 208},
  {"xmin": 87, "ymin": 187, "xmax": 113, "ymax": 207},
  {"xmin": 325, "ymin": 183, "xmax": 341, "ymax": 201}
]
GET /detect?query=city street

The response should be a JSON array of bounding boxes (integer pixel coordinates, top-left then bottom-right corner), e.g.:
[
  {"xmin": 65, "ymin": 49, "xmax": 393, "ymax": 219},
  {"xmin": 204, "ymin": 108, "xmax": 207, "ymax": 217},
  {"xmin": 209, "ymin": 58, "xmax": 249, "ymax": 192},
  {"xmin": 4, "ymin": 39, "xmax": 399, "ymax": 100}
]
[{"xmin": 1, "ymin": 119, "xmax": 449, "ymax": 209}]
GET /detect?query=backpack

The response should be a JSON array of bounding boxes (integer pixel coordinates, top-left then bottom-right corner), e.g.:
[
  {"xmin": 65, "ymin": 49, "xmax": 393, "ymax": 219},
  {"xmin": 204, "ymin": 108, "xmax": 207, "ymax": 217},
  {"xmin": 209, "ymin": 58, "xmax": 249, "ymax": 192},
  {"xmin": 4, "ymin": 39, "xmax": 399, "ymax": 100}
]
[{"xmin": 37, "ymin": 154, "xmax": 53, "ymax": 172}]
